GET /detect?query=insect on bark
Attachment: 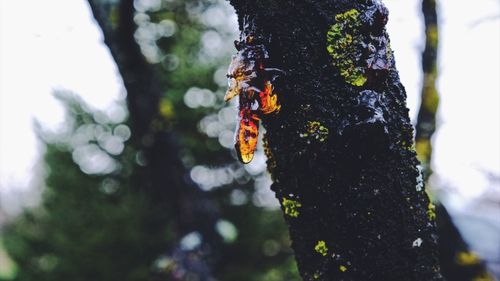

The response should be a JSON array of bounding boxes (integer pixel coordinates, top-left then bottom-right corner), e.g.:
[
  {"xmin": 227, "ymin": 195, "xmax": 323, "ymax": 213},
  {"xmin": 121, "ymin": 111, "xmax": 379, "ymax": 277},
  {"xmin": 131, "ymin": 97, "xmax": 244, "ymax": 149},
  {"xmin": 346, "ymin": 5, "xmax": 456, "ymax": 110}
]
[{"xmin": 225, "ymin": 16, "xmax": 283, "ymax": 164}]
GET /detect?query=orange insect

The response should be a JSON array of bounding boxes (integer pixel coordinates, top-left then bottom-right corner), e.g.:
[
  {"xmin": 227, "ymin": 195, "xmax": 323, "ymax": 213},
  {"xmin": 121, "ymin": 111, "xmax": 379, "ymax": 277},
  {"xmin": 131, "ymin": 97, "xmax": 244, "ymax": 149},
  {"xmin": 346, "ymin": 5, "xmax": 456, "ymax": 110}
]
[{"xmin": 225, "ymin": 17, "xmax": 282, "ymax": 164}]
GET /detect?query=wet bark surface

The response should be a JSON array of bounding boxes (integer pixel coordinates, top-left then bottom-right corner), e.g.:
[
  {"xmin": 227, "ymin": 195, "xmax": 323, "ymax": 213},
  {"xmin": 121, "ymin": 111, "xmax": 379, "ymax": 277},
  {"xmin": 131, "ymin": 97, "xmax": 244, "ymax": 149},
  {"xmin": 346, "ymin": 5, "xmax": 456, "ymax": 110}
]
[{"xmin": 228, "ymin": 0, "xmax": 444, "ymax": 280}]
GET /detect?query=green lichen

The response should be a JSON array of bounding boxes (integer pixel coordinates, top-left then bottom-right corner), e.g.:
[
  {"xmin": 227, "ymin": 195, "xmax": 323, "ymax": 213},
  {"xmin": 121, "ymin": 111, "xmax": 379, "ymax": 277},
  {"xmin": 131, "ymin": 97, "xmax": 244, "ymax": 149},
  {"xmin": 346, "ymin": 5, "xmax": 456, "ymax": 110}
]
[
  {"xmin": 301, "ymin": 121, "xmax": 329, "ymax": 142},
  {"xmin": 427, "ymin": 202, "xmax": 436, "ymax": 221},
  {"xmin": 159, "ymin": 99, "xmax": 175, "ymax": 120},
  {"xmin": 326, "ymin": 9, "xmax": 367, "ymax": 86},
  {"xmin": 426, "ymin": 25, "xmax": 439, "ymax": 49},
  {"xmin": 415, "ymin": 138, "xmax": 431, "ymax": 165},
  {"xmin": 282, "ymin": 198, "xmax": 302, "ymax": 218},
  {"xmin": 314, "ymin": 240, "xmax": 328, "ymax": 256},
  {"xmin": 400, "ymin": 139, "xmax": 414, "ymax": 150},
  {"xmin": 109, "ymin": 6, "xmax": 120, "ymax": 29},
  {"xmin": 339, "ymin": 265, "xmax": 348, "ymax": 272},
  {"xmin": 456, "ymin": 251, "xmax": 480, "ymax": 266},
  {"xmin": 422, "ymin": 71, "xmax": 439, "ymax": 114}
]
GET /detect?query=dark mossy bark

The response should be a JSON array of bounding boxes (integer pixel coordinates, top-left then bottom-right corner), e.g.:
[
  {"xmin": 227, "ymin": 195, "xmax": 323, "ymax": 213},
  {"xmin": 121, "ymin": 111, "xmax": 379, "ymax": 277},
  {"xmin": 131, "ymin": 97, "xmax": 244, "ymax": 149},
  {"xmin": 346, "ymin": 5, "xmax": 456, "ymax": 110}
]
[
  {"xmin": 228, "ymin": 0, "xmax": 443, "ymax": 280},
  {"xmin": 88, "ymin": 1, "xmax": 221, "ymax": 279}
]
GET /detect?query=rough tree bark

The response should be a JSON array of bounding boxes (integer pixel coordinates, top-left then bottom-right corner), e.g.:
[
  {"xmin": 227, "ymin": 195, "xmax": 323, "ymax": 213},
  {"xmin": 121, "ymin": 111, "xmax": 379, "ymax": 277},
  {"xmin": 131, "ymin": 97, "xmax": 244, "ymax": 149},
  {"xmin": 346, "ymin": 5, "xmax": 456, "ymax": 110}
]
[
  {"xmin": 227, "ymin": 0, "xmax": 443, "ymax": 280},
  {"xmin": 87, "ymin": 1, "xmax": 221, "ymax": 279}
]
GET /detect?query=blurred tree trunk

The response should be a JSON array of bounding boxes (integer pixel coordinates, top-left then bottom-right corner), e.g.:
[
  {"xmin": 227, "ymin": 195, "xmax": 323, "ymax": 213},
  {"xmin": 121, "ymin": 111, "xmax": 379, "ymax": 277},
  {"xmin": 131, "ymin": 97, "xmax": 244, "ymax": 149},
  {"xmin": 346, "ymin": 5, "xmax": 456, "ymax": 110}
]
[
  {"xmin": 415, "ymin": 0, "xmax": 439, "ymax": 180},
  {"xmin": 87, "ymin": 1, "xmax": 221, "ymax": 279},
  {"xmin": 415, "ymin": 1, "xmax": 494, "ymax": 280},
  {"xmin": 228, "ymin": 0, "xmax": 443, "ymax": 280},
  {"xmin": 436, "ymin": 205, "xmax": 494, "ymax": 281}
]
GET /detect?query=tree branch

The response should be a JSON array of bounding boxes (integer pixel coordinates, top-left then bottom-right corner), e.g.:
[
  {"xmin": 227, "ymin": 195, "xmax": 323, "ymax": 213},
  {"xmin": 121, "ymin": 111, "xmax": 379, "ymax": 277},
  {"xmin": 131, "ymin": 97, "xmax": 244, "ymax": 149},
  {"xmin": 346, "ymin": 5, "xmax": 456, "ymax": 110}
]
[
  {"xmin": 87, "ymin": 0, "xmax": 161, "ymax": 138},
  {"xmin": 415, "ymin": 0, "xmax": 439, "ymax": 181}
]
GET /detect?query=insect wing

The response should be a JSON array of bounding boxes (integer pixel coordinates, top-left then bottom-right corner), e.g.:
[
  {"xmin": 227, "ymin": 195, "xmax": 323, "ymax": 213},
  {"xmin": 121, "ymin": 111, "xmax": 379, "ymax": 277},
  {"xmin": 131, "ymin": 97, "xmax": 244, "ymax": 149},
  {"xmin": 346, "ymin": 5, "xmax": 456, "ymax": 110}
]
[
  {"xmin": 235, "ymin": 109, "xmax": 259, "ymax": 164},
  {"xmin": 259, "ymin": 81, "xmax": 281, "ymax": 115}
]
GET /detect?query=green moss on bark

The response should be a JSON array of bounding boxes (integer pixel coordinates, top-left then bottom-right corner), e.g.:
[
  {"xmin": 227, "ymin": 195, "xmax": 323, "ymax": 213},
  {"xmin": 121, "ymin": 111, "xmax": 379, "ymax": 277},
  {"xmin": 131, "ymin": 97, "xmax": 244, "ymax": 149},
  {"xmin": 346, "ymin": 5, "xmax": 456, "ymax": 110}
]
[{"xmin": 326, "ymin": 9, "xmax": 367, "ymax": 86}]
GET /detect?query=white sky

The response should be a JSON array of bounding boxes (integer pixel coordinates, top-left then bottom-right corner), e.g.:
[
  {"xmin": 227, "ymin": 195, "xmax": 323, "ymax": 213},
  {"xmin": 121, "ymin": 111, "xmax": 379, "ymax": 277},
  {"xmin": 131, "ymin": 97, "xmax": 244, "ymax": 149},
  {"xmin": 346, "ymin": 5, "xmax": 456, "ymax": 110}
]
[
  {"xmin": 0, "ymin": 0, "xmax": 499, "ymax": 205},
  {"xmin": 0, "ymin": 0, "xmax": 124, "ymax": 193}
]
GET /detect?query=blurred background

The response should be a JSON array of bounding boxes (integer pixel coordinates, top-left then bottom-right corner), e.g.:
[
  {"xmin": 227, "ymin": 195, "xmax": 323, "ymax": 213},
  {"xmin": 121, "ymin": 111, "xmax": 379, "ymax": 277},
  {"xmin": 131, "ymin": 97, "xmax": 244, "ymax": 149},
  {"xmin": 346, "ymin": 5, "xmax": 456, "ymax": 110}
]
[{"xmin": 0, "ymin": 0, "xmax": 498, "ymax": 280}]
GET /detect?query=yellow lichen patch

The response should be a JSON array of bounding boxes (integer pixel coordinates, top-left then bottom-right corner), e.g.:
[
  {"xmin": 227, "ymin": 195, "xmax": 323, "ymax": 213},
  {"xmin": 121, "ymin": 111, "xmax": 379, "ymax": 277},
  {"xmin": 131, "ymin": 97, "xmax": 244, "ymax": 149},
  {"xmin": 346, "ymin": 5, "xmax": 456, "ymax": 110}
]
[
  {"xmin": 352, "ymin": 75, "xmax": 367, "ymax": 87},
  {"xmin": 282, "ymin": 198, "xmax": 302, "ymax": 218},
  {"xmin": 400, "ymin": 139, "xmax": 413, "ymax": 150},
  {"xmin": 159, "ymin": 99, "xmax": 174, "ymax": 120},
  {"xmin": 415, "ymin": 138, "xmax": 431, "ymax": 165},
  {"xmin": 339, "ymin": 265, "xmax": 348, "ymax": 272},
  {"xmin": 326, "ymin": 9, "xmax": 366, "ymax": 86},
  {"xmin": 422, "ymin": 72, "xmax": 439, "ymax": 114},
  {"xmin": 314, "ymin": 240, "xmax": 328, "ymax": 256},
  {"xmin": 456, "ymin": 251, "xmax": 481, "ymax": 266},
  {"xmin": 302, "ymin": 121, "xmax": 329, "ymax": 142},
  {"xmin": 109, "ymin": 6, "xmax": 120, "ymax": 29},
  {"xmin": 426, "ymin": 25, "xmax": 439, "ymax": 49},
  {"xmin": 335, "ymin": 9, "xmax": 360, "ymax": 22},
  {"xmin": 427, "ymin": 202, "xmax": 436, "ymax": 221}
]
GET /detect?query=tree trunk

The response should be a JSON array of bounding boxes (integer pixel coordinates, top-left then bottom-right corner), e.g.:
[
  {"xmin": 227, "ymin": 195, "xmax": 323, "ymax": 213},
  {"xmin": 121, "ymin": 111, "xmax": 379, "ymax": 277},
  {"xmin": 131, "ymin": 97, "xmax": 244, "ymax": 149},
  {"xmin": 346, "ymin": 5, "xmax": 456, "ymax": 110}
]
[
  {"xmin": 87, "ymin": 1, "xmax": 221, "ymax": 279},
  {"xmin": 227, "ymin": 0, "xmax": 443, "ymax": 280},
  {"xmin": 415, "ymin": 1, "xmax": 494, "ymax": 280},
  {"xmin": 436, "ymin": 204, "xmax": 494, "ymax": 281},
  {"xmin": 415, "ymin": 0, "xmax": 439, "ymax": 181}
]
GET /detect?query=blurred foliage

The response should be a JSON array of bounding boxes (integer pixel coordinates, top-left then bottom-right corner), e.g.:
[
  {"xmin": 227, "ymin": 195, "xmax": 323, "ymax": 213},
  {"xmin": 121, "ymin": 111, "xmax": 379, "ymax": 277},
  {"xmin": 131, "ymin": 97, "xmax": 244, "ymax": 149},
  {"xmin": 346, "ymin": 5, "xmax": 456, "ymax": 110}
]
[
  {"xmin": 2, "ymin": 93, "xmax": 174, "ymax": 281},
  {"xmin": 1, "ymin": 0, "xmax": 300, "ymax": 280},
  {"xmin": 0, "ymin": 240, "xmax": 17, "ymax": 279}
]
